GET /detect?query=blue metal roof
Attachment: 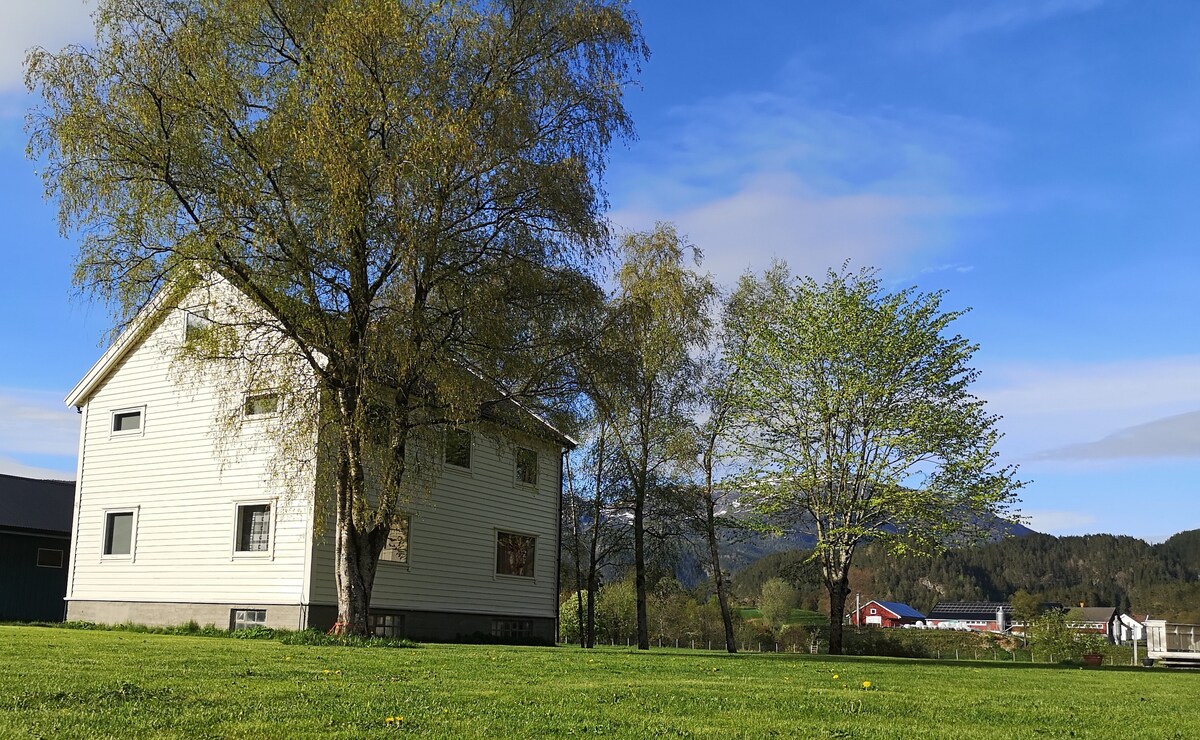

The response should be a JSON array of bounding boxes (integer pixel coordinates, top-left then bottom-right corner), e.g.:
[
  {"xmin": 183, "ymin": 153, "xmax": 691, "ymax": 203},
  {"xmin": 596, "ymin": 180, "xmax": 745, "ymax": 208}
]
[{"xmin": 874, "ymin": 600, "xmax": 926, "ymax": 619}]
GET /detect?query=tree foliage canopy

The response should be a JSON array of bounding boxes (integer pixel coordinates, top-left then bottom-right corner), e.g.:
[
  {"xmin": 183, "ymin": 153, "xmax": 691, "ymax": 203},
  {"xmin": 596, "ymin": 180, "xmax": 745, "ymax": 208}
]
[{"xmin": 28, "ymin": 0, "xmax": 646, "ymax": 632}]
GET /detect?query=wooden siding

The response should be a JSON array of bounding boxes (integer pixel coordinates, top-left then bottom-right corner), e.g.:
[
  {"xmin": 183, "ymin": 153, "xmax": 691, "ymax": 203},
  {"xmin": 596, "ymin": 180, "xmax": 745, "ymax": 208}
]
[
  {"xmin": 68, "ymin": 289, "xmax": 315, "ymax": 609},
  {"xmin": 309, "ymin": 432, "xmax": 561, "ymax": 619}
]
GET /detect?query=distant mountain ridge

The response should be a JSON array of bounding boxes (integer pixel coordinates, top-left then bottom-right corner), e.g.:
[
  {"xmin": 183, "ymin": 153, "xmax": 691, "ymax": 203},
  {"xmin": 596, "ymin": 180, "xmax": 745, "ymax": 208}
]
[{"xmin": 721, "ymin": 528, "xmax": 1200, "ymax": 623}]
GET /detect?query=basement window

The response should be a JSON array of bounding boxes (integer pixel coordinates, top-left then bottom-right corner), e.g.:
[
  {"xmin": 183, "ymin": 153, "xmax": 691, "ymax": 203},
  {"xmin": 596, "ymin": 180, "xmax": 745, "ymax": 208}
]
[
  {"xmin": 231, "ymin": 609, "xmax": 266, "ymax": 630},
  {"xmin": 492, "ymin": 619, "xmax": 533, "ymax": 640},
  {"xmin": 369, "ymin": 613, "xmax": 405, "ymax": 639}
]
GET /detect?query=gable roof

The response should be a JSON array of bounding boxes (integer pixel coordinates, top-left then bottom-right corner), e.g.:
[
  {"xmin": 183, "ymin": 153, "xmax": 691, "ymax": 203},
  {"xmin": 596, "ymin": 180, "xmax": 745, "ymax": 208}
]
[
  {"xmin": 871, "ymin": 600, "xmax": 926, "ymax": 619},
  {"xmin": 64, "ymin": 276, "xmax": 577, "ymax": 449},
  {"xmin": 927, "ymin": 602, "xmax": 1012, "ymax": 622},
  {"xmin": 0, "ymin": 473, "xmax": 75, "ymax": 534},
  {"xmin": 1066, "ymin": 606, "xmax": 1118, "ymax": 623}
]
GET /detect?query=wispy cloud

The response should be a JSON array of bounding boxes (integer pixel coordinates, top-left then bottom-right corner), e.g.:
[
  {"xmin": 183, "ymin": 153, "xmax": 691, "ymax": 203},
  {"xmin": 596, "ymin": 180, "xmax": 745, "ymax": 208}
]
[
  {"xmin": 912, "ymin": 0, "xmax": 1107, "ymax": 50},
  {"xmin": 0, "ymin": 1, "xmax": 95, "ymax": 93},
  {"xmin": 608, "ymin": 85, "xmax": 998, "ymax": 284},
  {"xmin": 0, "ymin": 388, "xmax": 78, "ymax": 458},
  {"xmin": 979, "ymin": 357, "xmax": 1200, "ymax": 460}
]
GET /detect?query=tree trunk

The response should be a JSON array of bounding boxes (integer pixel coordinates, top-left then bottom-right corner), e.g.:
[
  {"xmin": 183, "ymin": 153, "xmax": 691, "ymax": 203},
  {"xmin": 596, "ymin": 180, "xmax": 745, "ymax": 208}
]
[
  {"xmin": 705, "ymin": 495, "xmax": 737, "ymax": 653},
  {"xmin": 825, "ymin": 565, "xmax": 851, "ymax": 655},
  {"xmin": 634, "ymin": 482, "xmax": 649, "ymax": 650}
]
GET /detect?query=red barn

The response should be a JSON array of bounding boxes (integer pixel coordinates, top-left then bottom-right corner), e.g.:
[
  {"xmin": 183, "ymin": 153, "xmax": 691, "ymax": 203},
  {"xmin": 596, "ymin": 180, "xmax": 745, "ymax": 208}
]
[{"xmin": 849, "ymin": 600, "xmax": 925, "ymax": 627}]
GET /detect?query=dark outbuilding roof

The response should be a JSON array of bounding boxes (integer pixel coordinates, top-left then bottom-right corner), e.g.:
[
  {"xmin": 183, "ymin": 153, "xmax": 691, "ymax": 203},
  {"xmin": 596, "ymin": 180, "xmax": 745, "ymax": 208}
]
[
  {"xmin": 873, "ymin": 600, "xmax": 926, "ymax": 619},
  {"xmin": 1066, "ymin": 606, "xmax": 1118, "ymax": 624},
  {"xmin": 927, "ymin": 601, "xmax": 1012, "ymax": 622},
  {"xmin": 0, "ymin": 473, "xmax": 75, "ymax": 534}
]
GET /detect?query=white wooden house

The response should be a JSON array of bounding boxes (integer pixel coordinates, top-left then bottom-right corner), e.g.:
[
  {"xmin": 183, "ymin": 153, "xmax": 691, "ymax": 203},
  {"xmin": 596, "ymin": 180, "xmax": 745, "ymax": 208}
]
[{"xmin": 63, "ymin": 278, "xmax": 569, "ymax": 642}]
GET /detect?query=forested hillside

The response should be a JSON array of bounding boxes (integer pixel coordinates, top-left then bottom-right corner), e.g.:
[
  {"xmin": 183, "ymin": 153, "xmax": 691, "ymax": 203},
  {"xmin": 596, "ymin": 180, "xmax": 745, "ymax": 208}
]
[{"xmin": 732, "ymin": 529, "xmax": 1200, "ymax": 622}]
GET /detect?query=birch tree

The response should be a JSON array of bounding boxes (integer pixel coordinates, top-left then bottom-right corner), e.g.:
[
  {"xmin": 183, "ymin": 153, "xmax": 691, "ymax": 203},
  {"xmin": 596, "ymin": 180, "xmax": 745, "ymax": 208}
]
[
  {"xmin": 590, "ymin": 223, "xmax": 716, "ymax": 650},
  {"xmin": 726, "ymin": 264, "xmax": 1022, "ymax": 654},
  {"xmin": 27, "ymin": 0, "xmax": 645, "ymax": 634}
]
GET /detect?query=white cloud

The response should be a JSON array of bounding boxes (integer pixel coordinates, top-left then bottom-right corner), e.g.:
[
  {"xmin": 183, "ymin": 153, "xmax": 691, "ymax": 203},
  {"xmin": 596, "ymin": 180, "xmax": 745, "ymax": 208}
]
[
  {"xmin": 608, "ymin": 85, "xmax": 997, "ymax": 285},
  {"xmin": 612, "ymin": 173, "xmax": 964, "ymax": 284},
  {"xmin": 978, "ymin": 357, "xmax": 1200, "ymax": 460},
  {"xmin": 0, "ymin": 388, "xmax": 79, "ymax": 458},
  {"xmin": 0, "ymin": 1, "xmax": 95, "ymax": 92},
  {"xmin": 913, "ymin": 0, "xmax": 1107, "ymax": 49},
  {"xmin": 1023, "ymin": 509, "xmax": 1098, "ymax": 535},
  {"xmin": 0, "ymin": 455, "xmax": 74, "ymax": 480}
]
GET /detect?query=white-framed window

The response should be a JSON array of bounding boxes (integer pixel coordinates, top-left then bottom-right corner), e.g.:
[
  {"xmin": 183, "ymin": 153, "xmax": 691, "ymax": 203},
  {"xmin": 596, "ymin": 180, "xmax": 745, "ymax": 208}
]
[
  {"xmin": 231, "ymin": 609, "xmax": 266, "ymax": 630},
  {"xmin": 243, "ymin": 392, "xmax": 280, "ymax": 417},
  {"xmin": 233, "ymin": 502, "xmax": 274, "ymax": 555},
  {"xmin": 445, "ymin": 428, "xmax": 471, "ymax": 469},
  {"xmin": 370, "ymin": 613, "xmax": 405, "ymax": 638},
  {"xmin": 102, "ymin": 508, "xmax": 137, "ymax": 559},
  {"xmin": 379, "ymin": 515, "xmax": 411, "ymax": 565},
  {"xmin": 495, "ymin": 530, "xmax": 536, "ymax": 578},
  {"xmin": 110, "ymin": 406, "xmax": 146, "ymax": 436},
  {"xmin": 870, "ymin": 608, "xmax": 877, "ymax": 615},
  {"xmin": 37, "ymin": 548, "xmax": 64, "ymax": 568},
  {"xmin": 515, "ymin": 447, "xmax": 538, "ymax": 487},
  {"xmin": 184, "ymin": 308, "xmax": 214, "ymax": 341}
]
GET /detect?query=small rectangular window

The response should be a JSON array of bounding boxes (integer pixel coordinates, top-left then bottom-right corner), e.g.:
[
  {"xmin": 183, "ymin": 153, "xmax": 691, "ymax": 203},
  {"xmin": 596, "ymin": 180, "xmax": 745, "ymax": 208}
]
[
  {"xmin": 515, "ymin": 447, "xmax": 538, "ymax": 486},
  {"xmin": 491, "ymin": 619, "xmax": 533, "ymax": 640},
  {"xmin": 379, "ymin": 515, "xmax": 410, "ymax": 564},
  {"xmin": 111, "ymin": 410, "xmax": 142, "ymax": 433},
  {"xmin": 243, "ymin": 393, "xmax": 280, "ymax": 416},
  {"xmin": 496, "ymin": 531, "xmax": 535, "ymax": 578},
  {"xmin": 231, "ymin": 609, "xmax": 266, "ymax": 630},
  {"xmin": 445, "ymin": 428, "xmax": 471, "ymax": 468},
  {"xmin": 184, "ymin": 309, "xmax": 213, "ymax": 341},
  {"xmin": 37, "ymin": 548, "xmax": 64, "ymax": 568},
  {"xmin": 235, "ymin": 503, "xmax": 271, "ymax": 552},
  {"xmin": 104, "ymin": 512, "xmax": 134, "ymax": 556},
  {"xmin": 369, "ymin": 613, "xmax": 405, "ymax": 638}
]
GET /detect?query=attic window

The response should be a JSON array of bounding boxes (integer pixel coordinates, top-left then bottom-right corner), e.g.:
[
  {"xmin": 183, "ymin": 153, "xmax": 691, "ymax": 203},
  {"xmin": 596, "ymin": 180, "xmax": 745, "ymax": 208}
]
[
  {"xmin": 244, "ymin": 393, "xmax": 280, "ymax": 417},
  {"xmin": 184, "ymin": 309, "xmax": 213, "ymax": 341},
  {"xmin": 111, "ymin": 409, "xmax": 143, "ymax": 434},
  {"xmin": 445, "ymin": 428, "xmax": 471, "ymax": 469},
  {"xmin": 515, "ymin": 447, "xmax": 538, "ymax": 486}
]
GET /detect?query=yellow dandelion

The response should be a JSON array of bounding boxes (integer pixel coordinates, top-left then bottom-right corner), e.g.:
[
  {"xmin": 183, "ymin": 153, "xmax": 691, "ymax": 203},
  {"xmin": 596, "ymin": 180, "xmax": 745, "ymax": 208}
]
[
  {"xmin": 832, "ymin": 674, "xmax": 839, "ymax": 679},
  {"xmin": 862, "ymin": 681, "xmax": 872, "ymax": 689}
]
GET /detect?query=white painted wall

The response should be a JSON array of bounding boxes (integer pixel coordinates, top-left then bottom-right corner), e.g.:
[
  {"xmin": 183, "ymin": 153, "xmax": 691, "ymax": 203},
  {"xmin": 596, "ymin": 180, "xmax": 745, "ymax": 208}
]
[
  {"xmin": 68, "ymin": 285, "xmax": 315, "ymax": 610},
  {"xmin": 309, "ymin": 430, "xmax": 561, "ymax": 618}
]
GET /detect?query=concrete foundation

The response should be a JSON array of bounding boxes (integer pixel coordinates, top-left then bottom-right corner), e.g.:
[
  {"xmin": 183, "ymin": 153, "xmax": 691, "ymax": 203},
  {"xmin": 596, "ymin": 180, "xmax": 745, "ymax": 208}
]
[{"xmin": 66, "ymin": 599, "xmax": 554, "ymax": 643}]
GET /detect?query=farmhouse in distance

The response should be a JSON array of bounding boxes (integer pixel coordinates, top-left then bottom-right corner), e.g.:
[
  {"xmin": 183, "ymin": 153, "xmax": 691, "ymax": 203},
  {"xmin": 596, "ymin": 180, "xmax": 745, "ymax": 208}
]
[{"xmin": 62, "ymin": 277, "xmax": 570, "ymax": 642}]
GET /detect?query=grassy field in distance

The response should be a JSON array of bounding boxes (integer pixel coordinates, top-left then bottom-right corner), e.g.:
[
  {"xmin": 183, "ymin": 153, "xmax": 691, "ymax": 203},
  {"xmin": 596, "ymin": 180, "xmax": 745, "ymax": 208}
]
[{"xmin": 0, "ymin": 625, "xmax": 1193, "ymax": 738}]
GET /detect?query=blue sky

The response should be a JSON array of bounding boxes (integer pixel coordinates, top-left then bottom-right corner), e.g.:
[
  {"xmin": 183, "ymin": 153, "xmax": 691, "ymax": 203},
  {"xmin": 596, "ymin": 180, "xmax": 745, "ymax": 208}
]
[{"xmin": 1, "ymin": 0, "xmax": 1198, "ymax": 541}]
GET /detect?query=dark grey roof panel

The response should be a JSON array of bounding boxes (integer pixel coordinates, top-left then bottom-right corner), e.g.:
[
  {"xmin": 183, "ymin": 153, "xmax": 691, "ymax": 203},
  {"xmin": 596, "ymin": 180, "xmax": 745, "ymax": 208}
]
[{"xmin": 0, "ymin": 473, "xmax": 75, "ymax": 533}]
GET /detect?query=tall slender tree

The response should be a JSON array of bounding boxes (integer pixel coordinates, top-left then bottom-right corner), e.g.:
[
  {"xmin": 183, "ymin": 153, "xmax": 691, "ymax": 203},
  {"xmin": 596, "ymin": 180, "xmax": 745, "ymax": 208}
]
[
  {"xmin": 28, "ymin": 0, "xmax": 646, "ymax": 634},
  {"xmin": 589, "ymin": 223, "xmax": 716, "ymax": 650},
  {"xmin": 725, "ymin": 264, "xmax": 1022, "ymax": 654}
]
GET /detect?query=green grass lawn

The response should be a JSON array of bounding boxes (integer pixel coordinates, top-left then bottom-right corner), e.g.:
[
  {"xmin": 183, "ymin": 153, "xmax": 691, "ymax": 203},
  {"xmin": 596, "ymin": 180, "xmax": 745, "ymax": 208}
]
[{"xmin": 0, "ymin": 625, "xmax": 1193, "ymax": 739}]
